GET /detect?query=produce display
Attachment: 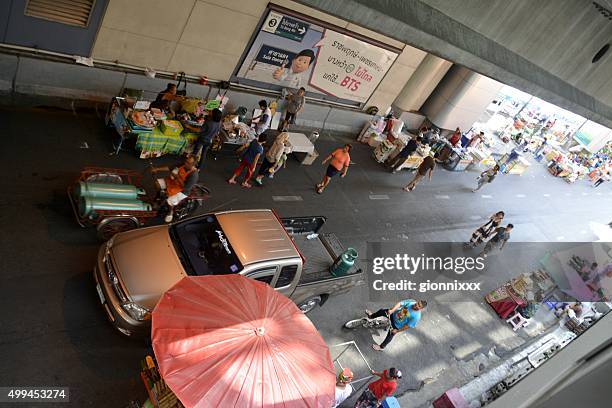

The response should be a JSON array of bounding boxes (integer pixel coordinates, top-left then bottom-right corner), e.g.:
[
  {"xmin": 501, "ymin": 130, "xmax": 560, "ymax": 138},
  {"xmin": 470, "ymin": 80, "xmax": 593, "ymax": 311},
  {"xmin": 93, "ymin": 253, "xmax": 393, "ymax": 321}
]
[{"xmin": 131, "ymin": 111, "xmax": 156, "ymax": 129}]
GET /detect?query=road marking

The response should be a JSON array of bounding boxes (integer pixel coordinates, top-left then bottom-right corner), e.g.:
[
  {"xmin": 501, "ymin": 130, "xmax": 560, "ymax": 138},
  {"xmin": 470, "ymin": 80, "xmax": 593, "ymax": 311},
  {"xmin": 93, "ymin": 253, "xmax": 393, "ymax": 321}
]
[
  {"xmin": 435, "ymin": 195, "xmax": 450, "ymax": 200},
  {"xmin": 596, "ymin": 192, "xmax": 602, "ymax": 196},
  {"xmin": 516, "ymin": 194, "xmax": 526, "ymax": 198},
  {"xmin": 369, "ymin": 194, "xmax": 390, "ymax": 200},
  {"xmin": 581, "ymin": 192, "xmax": 589, "ymax": 196},
  {"xmin": 209, "ymin": 198, "xmax": 239, "ymax": 212},
  {"xmin": 272, "ymin": 195, "xmax": 303, "ymax": 202},
  {"xmin": 543, "ymin": 194, "xmax": 551, "ymax": 197},
  {"xmin": 481, "ymin": 194, "xmax": 493, "ymax": 199}
]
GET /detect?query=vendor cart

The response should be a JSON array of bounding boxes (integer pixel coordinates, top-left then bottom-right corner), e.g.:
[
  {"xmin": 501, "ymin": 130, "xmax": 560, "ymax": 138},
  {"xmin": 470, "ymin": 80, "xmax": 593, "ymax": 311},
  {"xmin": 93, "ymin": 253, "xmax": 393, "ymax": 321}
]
[{"xmin": 68, "ymin": 167, "xmax": 210, "ymax": 240}]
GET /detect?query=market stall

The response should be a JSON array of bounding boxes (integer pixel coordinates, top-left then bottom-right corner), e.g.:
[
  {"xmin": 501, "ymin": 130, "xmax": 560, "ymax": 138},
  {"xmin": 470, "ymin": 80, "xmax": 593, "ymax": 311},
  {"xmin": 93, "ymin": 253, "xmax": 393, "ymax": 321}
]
[
  {"xmin": 545, "ymin": 150, "xmax": 588, "ymax": 182},
  {"xmin": 106, "ymin": 91, "xmax": 252, "ymax": 159},
  {"xmin": 107, "ymin": 97, "xmax": 202, "ymax": 158},
  {"xmin": 389, "ymin": 143, "xmax": 432, "ymax": 172},
  {"xmin": 486, "ymin": 269, "xmax": 557, "ymax": 320}
]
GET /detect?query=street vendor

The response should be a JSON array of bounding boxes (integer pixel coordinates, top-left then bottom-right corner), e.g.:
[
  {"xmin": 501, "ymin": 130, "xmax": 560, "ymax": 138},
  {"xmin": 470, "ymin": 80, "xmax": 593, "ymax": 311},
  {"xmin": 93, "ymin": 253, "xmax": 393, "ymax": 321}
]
[
  {"xmin": 153, "ymin": 155, "xmax": 198, "ymax": 223},
  {"xmin": 194, "ymin": 108, "xmax": 223, "ymax": 170},
  {"xmin": 151, "ymin": 83, "xmax": 182, "ymax": 113},
  {"xmin": 386, "ymin": 136, "xmax": 423, "ymax": 173}
]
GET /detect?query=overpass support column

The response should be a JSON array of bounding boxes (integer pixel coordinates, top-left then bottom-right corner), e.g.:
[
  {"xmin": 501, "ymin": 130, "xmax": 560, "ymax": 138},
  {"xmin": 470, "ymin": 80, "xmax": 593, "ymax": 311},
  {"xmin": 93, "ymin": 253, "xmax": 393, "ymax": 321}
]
[{"xmin": 392, "ymin": 53, "xmax": 452, "ymax": 113}]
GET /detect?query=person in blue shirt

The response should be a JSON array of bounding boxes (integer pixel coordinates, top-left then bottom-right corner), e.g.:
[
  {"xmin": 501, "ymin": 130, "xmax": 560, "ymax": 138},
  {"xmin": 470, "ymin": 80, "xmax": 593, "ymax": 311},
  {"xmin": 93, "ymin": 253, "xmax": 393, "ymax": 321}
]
[
  {"xmin": 227, "ymin": 133, "xmax": 266, "ymax": 188},
  {"xmin": 366, "ymin": 299, "xmax": 427, "ymax": 351},
  {"xmin": 194, "ymin": 108, "xmax": 222, "ymax": 170}
]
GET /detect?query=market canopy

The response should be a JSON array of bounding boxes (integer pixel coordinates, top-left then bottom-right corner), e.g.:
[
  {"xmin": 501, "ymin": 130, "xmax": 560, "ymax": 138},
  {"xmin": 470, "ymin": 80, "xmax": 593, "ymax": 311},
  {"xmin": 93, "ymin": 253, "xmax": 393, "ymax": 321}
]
[{"xmin": 151, "ymin": 275, "xmax": 335, "ymax": 407}]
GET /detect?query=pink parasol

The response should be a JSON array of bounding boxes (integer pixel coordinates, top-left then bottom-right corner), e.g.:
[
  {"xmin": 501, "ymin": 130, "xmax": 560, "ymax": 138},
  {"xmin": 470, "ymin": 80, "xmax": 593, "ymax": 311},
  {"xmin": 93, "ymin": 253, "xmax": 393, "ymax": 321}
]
[{"xmin": 151, "ymin": 275, "xmax": 335, "ymax": 407}]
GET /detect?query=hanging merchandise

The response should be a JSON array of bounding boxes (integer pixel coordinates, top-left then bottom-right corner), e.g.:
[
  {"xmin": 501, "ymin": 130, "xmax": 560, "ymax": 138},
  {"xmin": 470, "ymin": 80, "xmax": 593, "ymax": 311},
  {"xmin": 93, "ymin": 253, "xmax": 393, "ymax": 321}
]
[{"xmin": 174, "ymin": 72, "xmax": 187, "ymax": 96}]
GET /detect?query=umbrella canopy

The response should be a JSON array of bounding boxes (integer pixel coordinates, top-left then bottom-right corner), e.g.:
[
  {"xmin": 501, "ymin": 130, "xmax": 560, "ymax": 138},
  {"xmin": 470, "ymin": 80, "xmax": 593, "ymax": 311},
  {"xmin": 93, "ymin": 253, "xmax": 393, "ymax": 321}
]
[{"xmin": 151, "ymin": 275, "xmax": 335, "ymax": 408}]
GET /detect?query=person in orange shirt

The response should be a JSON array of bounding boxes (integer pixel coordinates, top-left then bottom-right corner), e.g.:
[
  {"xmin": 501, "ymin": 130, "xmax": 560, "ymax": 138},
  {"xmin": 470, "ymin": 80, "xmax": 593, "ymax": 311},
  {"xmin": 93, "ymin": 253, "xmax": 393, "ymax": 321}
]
[
  {"xmin": 153, "ymin": 155, "xmax": 198, "ymax": 222},
  {"xmin": 316, "ymin": 144, "xmax": 351, "ymax": 194}
]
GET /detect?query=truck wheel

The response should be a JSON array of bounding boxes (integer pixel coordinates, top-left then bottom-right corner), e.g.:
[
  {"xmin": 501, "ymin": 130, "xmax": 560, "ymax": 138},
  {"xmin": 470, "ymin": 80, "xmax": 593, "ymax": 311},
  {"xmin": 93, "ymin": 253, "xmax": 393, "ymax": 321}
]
[{"xmin": 298, "ymin": 296, "xmax": 321, "ymax": 314}]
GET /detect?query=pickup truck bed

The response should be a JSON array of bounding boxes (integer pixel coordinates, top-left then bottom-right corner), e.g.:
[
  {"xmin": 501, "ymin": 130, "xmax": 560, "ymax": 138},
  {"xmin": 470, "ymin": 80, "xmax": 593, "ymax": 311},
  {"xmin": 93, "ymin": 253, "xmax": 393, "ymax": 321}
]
[
  {"xmin": 281, "ymin": 216, "xmax": 361, "ymax": 286},
  {"xmin": 293, "ymin": 234, "xmax": 334, "ymax": 283},
  {"xmin": 293, "ymin": 233, "xmax": 360, "ymax": 285}
]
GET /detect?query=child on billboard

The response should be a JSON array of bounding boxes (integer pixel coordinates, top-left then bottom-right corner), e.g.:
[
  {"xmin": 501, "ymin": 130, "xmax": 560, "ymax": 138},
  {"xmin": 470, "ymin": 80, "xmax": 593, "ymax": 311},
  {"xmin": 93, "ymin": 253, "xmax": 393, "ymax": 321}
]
[{"xmin": 272, "ymin": 49, "xmax": 316, "ymax": 90}]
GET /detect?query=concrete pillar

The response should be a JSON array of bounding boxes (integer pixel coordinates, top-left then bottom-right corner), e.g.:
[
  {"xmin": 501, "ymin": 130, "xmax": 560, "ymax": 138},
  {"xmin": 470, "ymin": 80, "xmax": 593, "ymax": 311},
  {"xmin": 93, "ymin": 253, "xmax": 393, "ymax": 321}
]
[
  {"xmin": 421, "ymin": 65, "xmax": 504, "ymax": 131},
  {"xmin": 392, "ymin": 54, "xmax": 452, "ymax": 112}
]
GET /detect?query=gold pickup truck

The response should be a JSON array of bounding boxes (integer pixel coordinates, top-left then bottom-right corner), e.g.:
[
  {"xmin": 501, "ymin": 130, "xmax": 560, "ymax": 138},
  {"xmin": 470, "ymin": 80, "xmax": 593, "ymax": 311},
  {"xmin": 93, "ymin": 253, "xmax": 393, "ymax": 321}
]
[{"xmin": 94, "ymin": 209, "xmax": 365, "ymax": 337}]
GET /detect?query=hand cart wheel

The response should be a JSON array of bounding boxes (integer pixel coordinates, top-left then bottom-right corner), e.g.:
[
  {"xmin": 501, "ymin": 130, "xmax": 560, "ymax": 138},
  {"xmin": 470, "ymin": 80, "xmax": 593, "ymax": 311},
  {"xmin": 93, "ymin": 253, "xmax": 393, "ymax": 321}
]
[{"xmin": 97, "ymin": 217, "xmax": 139, "ymax": 241}]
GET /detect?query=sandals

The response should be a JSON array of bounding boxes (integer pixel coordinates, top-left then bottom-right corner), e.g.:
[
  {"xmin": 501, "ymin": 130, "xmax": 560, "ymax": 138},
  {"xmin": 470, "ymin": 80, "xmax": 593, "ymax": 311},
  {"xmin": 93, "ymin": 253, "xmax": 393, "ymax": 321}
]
[
  {"xmin": 241, "ymin": 182, "xmax": 252, "ymax": 188},
  {"xmin": 227, "ymin": 179, "xmax": 237, "ymax": 185},
  {"xmin": 316, "ymin": 186, "xmax": 324, "ymax": 194}
]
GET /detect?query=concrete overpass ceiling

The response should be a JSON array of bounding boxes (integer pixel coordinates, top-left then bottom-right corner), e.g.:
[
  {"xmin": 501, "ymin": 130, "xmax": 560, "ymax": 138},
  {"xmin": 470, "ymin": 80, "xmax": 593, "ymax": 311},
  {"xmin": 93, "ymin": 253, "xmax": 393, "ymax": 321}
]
[
  {"xmin": 298, "ymin": 0, "xmax": 612, "ymax": 128},
  {"xmin": 422, "ymin": 0, "xmax": 612, "ymax": 106}
]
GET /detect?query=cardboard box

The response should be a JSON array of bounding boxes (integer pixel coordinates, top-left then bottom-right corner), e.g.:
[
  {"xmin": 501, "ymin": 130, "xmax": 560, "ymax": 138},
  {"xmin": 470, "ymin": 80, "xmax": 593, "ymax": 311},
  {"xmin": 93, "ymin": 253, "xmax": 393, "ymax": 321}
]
[{"xmin": 159, "ymin": 120, "xmax": 183, "ymax": 137}]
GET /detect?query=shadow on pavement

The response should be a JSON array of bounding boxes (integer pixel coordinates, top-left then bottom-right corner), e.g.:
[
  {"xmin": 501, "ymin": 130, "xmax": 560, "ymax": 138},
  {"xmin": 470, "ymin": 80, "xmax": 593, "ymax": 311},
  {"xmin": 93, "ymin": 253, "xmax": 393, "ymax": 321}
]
[{"xmin": 62, "ymin": 271, "xmax": 149, "ymax": 381}]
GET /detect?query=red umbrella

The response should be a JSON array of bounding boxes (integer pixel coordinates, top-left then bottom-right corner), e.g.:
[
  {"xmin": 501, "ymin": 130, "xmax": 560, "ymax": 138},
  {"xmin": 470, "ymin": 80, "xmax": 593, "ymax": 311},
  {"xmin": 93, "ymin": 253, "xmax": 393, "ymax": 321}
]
[{"xmin": 151, "ymin": 275, "xmax": 335, "ymax": 408}]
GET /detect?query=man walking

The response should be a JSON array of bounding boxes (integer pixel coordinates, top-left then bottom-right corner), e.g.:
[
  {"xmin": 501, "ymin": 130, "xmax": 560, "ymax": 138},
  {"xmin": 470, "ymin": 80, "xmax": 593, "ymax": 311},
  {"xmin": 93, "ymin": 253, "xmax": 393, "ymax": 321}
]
[
  {"xmin": 366, "ymin": 299, "xmax": 426, "ymax": 351},
  {"xmin": 316, "ymin": 144, "xmax": 351, "ymax": 194},
  {"xmin": 227, "ymin": 134, "xmax": 266, "ymax": 188},
  {"xmin": 280, "ymin": 87, "xmax": 306, "ymax": 131},
  {"xmin": 472, "ymin": 164, "xmax": 500, "ymax": 192},
  {"xmin": 354, "ymin": 367, "xmax": 401, "ymax": 408},
  {"xmin": 252, "ymin": 100, "xmax": 272, "ymax": 135},
  {"xmin": 403, "ymin": 155, "xmax": 436, "ymax": 191},
  {"xmin": 480, "ymin": 224, "xmax": 513, "ymax": 257},
  {"xmin": 387, "ymin": 136, "xmax": 422, "ymax": 173},
  {"xmin": 194, "ymin": 108, "xmax": 222, "ymax": 170}
]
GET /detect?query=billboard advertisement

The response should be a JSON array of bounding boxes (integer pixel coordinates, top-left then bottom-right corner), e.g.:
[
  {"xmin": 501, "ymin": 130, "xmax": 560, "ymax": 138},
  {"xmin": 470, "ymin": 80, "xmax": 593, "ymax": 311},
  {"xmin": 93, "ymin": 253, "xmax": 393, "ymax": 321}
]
[{"xmin": 234, "ymin": 9, "xmax": 399, "ymax": 104}]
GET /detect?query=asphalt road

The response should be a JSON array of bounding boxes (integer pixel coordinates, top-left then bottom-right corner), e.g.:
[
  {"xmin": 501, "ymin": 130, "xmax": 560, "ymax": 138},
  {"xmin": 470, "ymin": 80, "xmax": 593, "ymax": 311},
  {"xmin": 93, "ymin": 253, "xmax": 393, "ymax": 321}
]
[{"xmin": 0, "ymin": 105, "xmax": 609, "ymax": 407}]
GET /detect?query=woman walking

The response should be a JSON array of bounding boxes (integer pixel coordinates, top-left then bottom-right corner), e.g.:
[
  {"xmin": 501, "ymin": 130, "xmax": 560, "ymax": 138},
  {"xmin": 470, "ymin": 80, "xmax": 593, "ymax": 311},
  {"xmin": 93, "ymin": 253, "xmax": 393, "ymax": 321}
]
[
  {"xmin": 254, "ymin": 132, "xmax": 289, "ymax": 185},
  {"xmin": 403, "ymin": 155, "xmax": 436, "ymax": 192},
  {"xmin": 472, "ymin": 164, "xmax": 500, "ymax": 192},
  {"xmin": 227, "ymin": 133, "xmax": 266, "ymax": 188},
  {"xmin": 317, "ymin": 144, "xmax": 351, "ymax": 194},
  {"xmin": 467, "ymin": 211, "xmax": 504, "ymax": 248},
  {"xmin": 593, "ymin": 167, "xmax": 609, "ymax": 188}
]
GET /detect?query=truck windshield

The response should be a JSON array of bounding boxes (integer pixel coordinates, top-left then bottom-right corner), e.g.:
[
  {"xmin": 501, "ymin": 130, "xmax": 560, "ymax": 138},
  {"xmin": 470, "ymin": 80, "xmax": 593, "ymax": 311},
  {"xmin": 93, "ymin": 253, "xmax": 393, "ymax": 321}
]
[{"xmin": 170, "ymin": 215, "xmax": 243, "ymax": 276}]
